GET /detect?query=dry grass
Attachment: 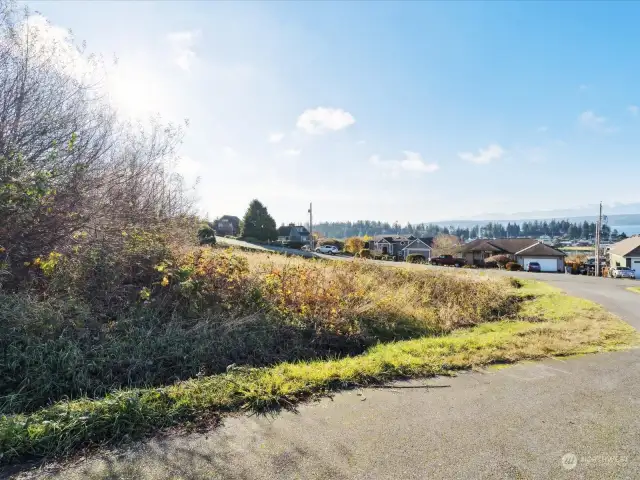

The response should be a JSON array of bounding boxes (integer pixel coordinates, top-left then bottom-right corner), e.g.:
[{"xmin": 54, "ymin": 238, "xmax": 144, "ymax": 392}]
[
  {"xmin": 627, "ymin": 286, "xmax": 640, "ymax": 294},
  {"xmin": 1, "ymin": 248, "xmax": 637, "ymax": 466}
]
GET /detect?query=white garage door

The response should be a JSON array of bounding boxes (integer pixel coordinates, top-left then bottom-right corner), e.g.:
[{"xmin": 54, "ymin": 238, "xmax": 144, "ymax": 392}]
[
  {"xmin": 523, "ymin": 258, "xmax": 558, "ymax": 272},
  {"xmin": 633, "ymin": 260, "xmax": 640, "ymax": 279}
]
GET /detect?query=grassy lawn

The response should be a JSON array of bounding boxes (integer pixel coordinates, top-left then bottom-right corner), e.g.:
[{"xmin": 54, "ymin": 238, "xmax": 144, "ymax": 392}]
[
  {"xmin": 1, "ymin": 265, "xmax": 637, "ymax": 465},
  {"xmin": 627, "ymin": 286, "xmax": 640, "ymax": 294}
]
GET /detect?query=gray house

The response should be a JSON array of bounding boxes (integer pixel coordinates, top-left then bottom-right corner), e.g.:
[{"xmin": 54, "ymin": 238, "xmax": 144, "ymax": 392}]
[
  {"xmin": 370, "ymin": 235, "xmax": 433, "ymax": 260},
  {"xmin": 277, "ymin": 224, "xmax": 310, "ymax": 245}
]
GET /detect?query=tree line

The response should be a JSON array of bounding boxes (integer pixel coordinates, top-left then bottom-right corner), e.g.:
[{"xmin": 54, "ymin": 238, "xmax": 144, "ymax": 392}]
[{"xmin": 314, "ymin": 219, "xmax": 627, "ymax": 242}]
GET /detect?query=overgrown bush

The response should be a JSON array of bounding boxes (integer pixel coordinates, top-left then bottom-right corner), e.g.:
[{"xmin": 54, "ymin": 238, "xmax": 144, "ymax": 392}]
[
  {"xmin": 483, "ymin": 261, "xmax": 498, "ymax": 269},
  {"xmin": 505, "ymin": 262, "xmax": 523, "ymax": 271},
  {"xmin": 344, "ymin": 237, "xmax": 365, "ymax": 254},
  {"xmin": 358, "ymin": 249, "xmax": 372, "ymax": 258},
  {"xmin": 0, "ymin": 247, "xmax": 519, "ymax": 414},
  {"xmin": 197, "ymin": 224, "xmax": 216, "ymax": 245},
  {"xmin": 406, "ymin": 254, "xmax": 426, "ymax": 263},
  {"xmin": 485, "ymin": 254, "xmax": 512, "ymax": 268}
]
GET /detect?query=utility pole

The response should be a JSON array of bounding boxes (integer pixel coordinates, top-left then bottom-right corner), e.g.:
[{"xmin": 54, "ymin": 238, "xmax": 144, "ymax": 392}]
[
  {"xmin": 595, "ymin": 201, "xmax": 602, "ymax": 277},
  {"xmin": 308, "ymin": 202, "xmax": 313, "ymax": 249}
]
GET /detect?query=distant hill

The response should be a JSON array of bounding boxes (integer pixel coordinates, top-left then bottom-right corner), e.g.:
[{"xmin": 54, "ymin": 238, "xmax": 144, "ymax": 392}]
[
  {"xmin": 427, "ymin": 213, "xmax": 640, "ymax": 229},
  {"xmin": 441, "ymin": 203, "xmax": 640, "ymax": 226}
]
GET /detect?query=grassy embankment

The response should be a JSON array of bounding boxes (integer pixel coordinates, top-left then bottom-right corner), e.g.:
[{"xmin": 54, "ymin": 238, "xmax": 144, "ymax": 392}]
[{"xmin": 1, "ymin": 247, "xmax": 637, "ymax": 465}]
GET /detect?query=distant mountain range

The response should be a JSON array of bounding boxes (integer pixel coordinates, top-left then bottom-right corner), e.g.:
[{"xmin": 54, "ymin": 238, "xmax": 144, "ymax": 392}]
[{"xmin": 436, "ymin": 203, "xmax": 640, "ymax": 227}]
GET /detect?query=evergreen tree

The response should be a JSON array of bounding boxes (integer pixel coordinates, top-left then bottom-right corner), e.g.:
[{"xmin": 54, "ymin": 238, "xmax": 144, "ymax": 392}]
[{"xmin": 240, "ymin": 199, "xmax": 277, "ymax": 241}]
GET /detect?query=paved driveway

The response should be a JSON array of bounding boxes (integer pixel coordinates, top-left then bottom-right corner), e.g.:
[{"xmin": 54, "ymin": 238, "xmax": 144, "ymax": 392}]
[
  {"xmin": 501, "ymin": 271, "xmax": 640, "ymax": 329},
  {"xmin": 22, "ymin": 351, "xmax": 640, "ymax": 480}
]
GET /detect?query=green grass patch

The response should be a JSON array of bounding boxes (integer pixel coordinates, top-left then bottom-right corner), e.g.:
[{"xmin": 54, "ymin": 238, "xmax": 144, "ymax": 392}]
[
  {"xmin": 1, "ymin": 279, "xmax": 637, "ymax": 465},
  {"xmin": 627, "ymin": 286, "xmax": 640, "ymax": 294}
]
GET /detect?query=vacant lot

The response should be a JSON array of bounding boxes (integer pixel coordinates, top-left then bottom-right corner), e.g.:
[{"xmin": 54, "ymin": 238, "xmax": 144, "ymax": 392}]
[{"xmin": 1, "ymin": 247, "xmax": 637, "ymax": 465}]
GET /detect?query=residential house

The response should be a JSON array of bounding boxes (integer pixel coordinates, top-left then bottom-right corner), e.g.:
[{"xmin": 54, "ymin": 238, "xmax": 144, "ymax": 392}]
[
  {"xmin": 277, "ymin": 224, "xmax": 311, "ymax": 245},
  {"xmin": 459, "ymin": 238, "xmax": 566, "ymax": 272},
  {"xmin": 370, "ymin": 235, "xmax": 433, "ymax": 260},
  {"xmin": 213, "ymin": 215, "xmax": 240, "ymax": 236},
  {"xmin": 609, "ymin": 236, "xmax": 640, "ymax": 279}
]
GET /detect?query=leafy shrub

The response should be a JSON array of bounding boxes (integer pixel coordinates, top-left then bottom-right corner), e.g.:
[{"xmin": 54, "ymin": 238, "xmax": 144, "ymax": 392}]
[
  {"xmin": 406, "ymin": 254, "xmax": 426, "ymax": 264},
  {"xmin": 284, "ymin": 241, "xmax": 305, "ymax": 250},
  {"xmin": 359, "ymin": 249, "xmax": 372, "ymax": 258},
  {"xmin": 483, "ymin": 261, "xmax": 498, "ymax": 269},
  {"xmin": 505, "ymin": 262, "xmax": 522, "ymax": 271},
  {"xmin": 484, "ymin": 254, "xmax": 512, "ymax": 267},
  {"xmin": 462, "ymin": 264, "xmax": 477, "ymax": 269},
  {"xmin": 197, "ymin": 224, "xmax": 216, "ymax": 245},
  {"xmin": 344, "ymin": 237, "xmax": 365, "ymax": 254}
]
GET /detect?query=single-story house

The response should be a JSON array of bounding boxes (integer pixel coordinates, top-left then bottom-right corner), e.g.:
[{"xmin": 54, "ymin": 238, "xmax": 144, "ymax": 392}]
[
  {"xmin": 277, "ymin": 224, "xmax": 310, "ymax": 245},
  {"xmin": 460, "ymin": 238, "xmax": 566, "ymax": 272},
  {"xmin": 370, "ymin": 235, "xmax": 433, "ymax": 260},
  {"xmin": 609, "ymin": 236, "xmax": 640, "ymax": 279}
]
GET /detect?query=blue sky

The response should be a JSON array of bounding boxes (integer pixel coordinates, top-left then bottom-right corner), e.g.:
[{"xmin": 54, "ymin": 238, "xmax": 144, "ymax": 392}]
[{"xmin": 25, "ymin": 1, "xmax": 640, "ymax": 224}]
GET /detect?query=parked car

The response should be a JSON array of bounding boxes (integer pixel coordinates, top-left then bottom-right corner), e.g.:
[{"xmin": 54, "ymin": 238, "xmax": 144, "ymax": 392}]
[
  {"xmin": 526, "ymin": 261, "xmax": 541, "ymax": 272},
  {"xmin": 430, "ymin": 255, "xmax": 466, "ymax": 267},
  {"xmin": 316, "ymin": 245, "xmax": 339, "ymax": 255},
  {"xmin": 301, "ymin": 245, "xmax": 311, "ymax": 251},
  {"xmin": 610, "ymin": 266, "xmax": 636, "ymax": 279}
]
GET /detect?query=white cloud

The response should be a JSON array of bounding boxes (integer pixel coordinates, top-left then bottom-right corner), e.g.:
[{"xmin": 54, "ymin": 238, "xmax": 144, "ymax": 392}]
[
  {"xmin": 370, "ymin": 151, "xmax": 439, "ymax": 175},
  {"xmin": 296, "ymin": 107, "xmax": 355, "ymax": 134},
  {"xmin": 167, "ymin": 30, "xmax": 200, "ymax": 71},
  {"xmin": 628, "ymin": 105, "xmax": 639, "ymax": 117},
  {"xmin": 283, "ymin": 148, "xmax": 301, "ymax": 156},
  {"xmin": 578, "ymin": 110, "xmax": 613, "ymax": 132},
  {"xmin": 222, "ymin": 146, "xmax": 238, "ymax": 158},
  {"xmin": 268, "ymin": 132, "xmax": 285, "ymax": 143},
  {"xmin": 458, "ymin": 144, "xmax": 505, "ymax": 165}
]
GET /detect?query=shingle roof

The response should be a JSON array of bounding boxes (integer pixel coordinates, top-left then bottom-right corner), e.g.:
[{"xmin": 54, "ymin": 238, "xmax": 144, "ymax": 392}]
[
  {"xmin": 609, "ymin": 237, "xmax": 640, "ymax": 257},
  {"xmin": 401, "ymin": 237, "xmax": 434, "ymax": 250},
  {"xmin": 461, "ymin": 238, "xmax": 541, "ymax": 255},
  {"xmin": 277, "ymin": 226, "xmax": 292, "ymax": 236},
  {"xmin": 373, "ymin": 235, "xmax": 411, "ymax": 243},
  {"xmin": 515, "ymin": 242, "xmax": 566, "ymax": 257}
]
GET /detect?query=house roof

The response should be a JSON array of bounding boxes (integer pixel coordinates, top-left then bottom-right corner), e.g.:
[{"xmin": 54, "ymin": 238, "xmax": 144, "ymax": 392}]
[
  {"xmin": 609, "ymin": 237, "xmax": 640, "ymax": 257},
  {"xmin": 373, "ymin": 235, "xmax": 411, "ymax": 244},
  {"xmin": 515, "ymin": 242, "xmax": 566, "ymax": 257},
  {"xmin": 460, "ymin": 238, "xmax": 559, "ymax": 255},
  {"xmin": 401, "ymin": 237, "xmax": 434, "ymax": 251},
  {"xmin": 277, "ymin": 225, "xmax": 309, "ymax": 236},
  {"xmin": 277, "ymin": 226, "xmax": 291, "ymax": 236}
]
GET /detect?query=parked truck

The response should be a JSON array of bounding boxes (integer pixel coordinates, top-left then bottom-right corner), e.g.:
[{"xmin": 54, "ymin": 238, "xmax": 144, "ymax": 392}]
[{"xmin": 430, "ymin": 255, "xmax": 466, "ymax": 267}]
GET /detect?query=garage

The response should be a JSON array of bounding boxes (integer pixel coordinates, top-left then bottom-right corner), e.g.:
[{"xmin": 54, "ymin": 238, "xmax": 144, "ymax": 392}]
[
  {"xmin": 523, "ymin": 257, "xmax": 558, "ymax": 272},
  {"xmin": 609, "ymin": 238, "xmax": 640, "ymax": 280}
]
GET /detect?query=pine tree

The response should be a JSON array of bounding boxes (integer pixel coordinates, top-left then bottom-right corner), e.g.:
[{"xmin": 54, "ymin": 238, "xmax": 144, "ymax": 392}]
[{"xmin": 240, "ymin": 199, "xmax": 277, "ymax": 241}]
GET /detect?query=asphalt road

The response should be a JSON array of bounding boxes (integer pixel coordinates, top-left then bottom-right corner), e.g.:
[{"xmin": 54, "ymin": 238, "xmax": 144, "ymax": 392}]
[{"xmin": 9, "ymin": 246, "xmax": 640, "ymax": 480}]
